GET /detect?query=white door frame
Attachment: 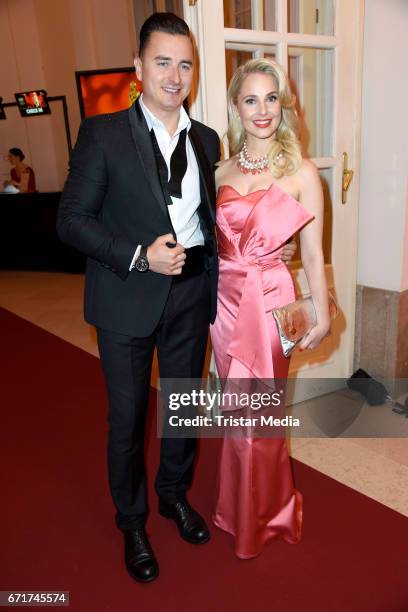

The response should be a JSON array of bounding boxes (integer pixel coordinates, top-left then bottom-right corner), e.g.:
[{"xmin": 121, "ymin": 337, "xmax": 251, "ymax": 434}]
[{"xmin": 184, "ymin": 0, "xmax": 365, "ymax": 382}]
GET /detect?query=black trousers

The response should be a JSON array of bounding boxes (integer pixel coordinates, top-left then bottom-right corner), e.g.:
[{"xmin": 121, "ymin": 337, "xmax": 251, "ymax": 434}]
[{"xmin": 97, "ymin": 271, "xmax": 211, "ymax": 531}]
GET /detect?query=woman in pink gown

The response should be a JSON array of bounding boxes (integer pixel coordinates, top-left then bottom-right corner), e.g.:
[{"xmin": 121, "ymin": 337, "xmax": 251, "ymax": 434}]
[{"xmin": 210, "ymin": 58, "xmax": 331, "ymax": 559}]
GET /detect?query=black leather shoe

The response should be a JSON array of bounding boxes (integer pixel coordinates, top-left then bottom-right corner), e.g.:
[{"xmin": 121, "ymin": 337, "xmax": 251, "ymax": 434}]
[
  {"xmin": 159, "ymin": 499, "xmax": 210, "ymax": 544},
  {"xmin": 124, "ymin": 528, "xmax": 159, "ymax": 583}
]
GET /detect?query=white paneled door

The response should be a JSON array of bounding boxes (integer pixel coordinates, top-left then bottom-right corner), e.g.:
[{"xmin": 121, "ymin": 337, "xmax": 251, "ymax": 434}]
[{"xmin": 183, "ymin": 0, "xmax": 364, "ymax": 383}]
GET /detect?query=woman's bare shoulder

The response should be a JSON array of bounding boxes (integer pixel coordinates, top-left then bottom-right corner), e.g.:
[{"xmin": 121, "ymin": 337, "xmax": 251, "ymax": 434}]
[
  {"xmin": 294, "ymin": 158, "xmax": 323, "ymax": 212},
  {"xmin": 296, "ymin": 158, "xmax": 319, "ymax": 182}
]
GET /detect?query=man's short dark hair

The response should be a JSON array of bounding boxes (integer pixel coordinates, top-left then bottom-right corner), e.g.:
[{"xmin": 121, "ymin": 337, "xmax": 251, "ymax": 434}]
[
  {"xmin": 139, "ymin": 12, "xmax": 190, "ymax": 57},
  {"xmin": 9, "ymin": 147, "xmax": 25, "ymax": 161}
]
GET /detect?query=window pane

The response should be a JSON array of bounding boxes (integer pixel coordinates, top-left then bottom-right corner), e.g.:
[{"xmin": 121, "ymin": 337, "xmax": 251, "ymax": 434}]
[
  {"xmin": 288, "ymin": 46, "xmax": 334, "ymax": 158},
  {"xmin": 224, "ymin": 0, "xmax": 277, "ymax": 31},
  {"xmin": 225, "ymin": 45, "xmax": 277, "ymax": 84},
  {"xmin": 225, "ymin": 49, "xmax": 252, "ymax": 85},
  {"xmin": 164, "ymin": 0, "xmax": 184, "ymax": 15},
  {"xmin": 288, "ymin": 0, "xmax": 335, "ymax": 36},
  {"xmin": 134, "ymin": 1, "xmax": 184, "ymax": 38},
  {"xmin": 264, "ymin": 50, "xmax": 277, "ymax": 62}
]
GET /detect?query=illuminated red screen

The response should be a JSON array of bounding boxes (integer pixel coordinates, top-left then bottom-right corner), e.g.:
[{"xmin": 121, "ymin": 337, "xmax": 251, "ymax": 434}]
[{"xmin": 79, "ymin": 71, "xmax": 142, "ymax": 117}]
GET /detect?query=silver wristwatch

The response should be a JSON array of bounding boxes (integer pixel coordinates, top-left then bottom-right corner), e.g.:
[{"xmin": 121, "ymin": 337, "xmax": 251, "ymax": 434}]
[{"xmin": 135, "ymin": 246, "xmax": 149, "ymax": 272}]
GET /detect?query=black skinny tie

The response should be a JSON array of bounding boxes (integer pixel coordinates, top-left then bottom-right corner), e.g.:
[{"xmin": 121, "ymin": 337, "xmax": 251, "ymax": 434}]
[{"xmin": 150, "ymin": 128, "xmax": 188, "ymax": 205}]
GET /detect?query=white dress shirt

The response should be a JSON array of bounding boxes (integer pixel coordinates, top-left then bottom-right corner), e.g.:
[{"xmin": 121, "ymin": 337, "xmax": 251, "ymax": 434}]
[{"xmin": 130, "ymin": 95, "xmax": 204, "ymax": 270}]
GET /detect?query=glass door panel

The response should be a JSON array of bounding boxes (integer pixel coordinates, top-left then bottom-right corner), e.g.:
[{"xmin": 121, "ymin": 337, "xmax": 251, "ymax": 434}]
[
  {"xmin": 224, "ymin": 0, "xmax": 277, "ymax": 31},
  {"xmin": 288, "ymin": 0, "xmax": 335, "ymax": 35},
  {"xmin": 191, "ymin": 0, "xmax": 363, "ymax": 380},
  {"xmin": 225, "ymin": 49, "xmax": 253, "ymax": 84},
  {"xmin": 288, "ymin": 46, "xmax": 334, "ymax": 158},
  {"xmin": 133, "ymin": 0, "xmax": 184, "ymax": 31},
  {"xmin": 225, "ymin": 44, "xmax": 277, "ymax": 84}
]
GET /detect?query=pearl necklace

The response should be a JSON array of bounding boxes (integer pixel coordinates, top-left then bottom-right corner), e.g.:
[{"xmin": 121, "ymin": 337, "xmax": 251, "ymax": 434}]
[{"xmin": 236, "ymin": 141, "xmax": 269, "ymax": 175}]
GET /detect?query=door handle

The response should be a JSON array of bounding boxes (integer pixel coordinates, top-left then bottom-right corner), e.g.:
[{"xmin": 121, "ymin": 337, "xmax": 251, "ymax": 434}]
[{"xmin": 342, "ymin": 152, "xmax": 354, "ymax": 204}]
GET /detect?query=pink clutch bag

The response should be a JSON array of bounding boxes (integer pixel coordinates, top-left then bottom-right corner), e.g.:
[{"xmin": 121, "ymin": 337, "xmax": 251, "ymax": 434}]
[{"xmin": 272, "ymin": 293, "xmax": 338, "ymax": 357}]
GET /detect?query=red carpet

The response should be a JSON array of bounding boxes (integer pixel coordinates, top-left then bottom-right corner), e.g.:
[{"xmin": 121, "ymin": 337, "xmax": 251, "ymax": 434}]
[{"xmin": 1, "ymin": 306, "xmax": 407, "ymax": 612}]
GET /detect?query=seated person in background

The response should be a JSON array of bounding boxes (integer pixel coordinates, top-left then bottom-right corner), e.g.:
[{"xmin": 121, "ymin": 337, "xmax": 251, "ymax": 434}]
[{"xmin": 3, "ymin": 148, "xmax": 37, "ymax": 193}]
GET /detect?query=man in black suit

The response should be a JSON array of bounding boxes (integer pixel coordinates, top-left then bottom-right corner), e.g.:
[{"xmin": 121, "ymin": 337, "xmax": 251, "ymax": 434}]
[
  {"xmin": 58, "ymin": 12, "xmax": 295, "ymax": 583},
  {"xmin": 58, "ymin": 13, "xmax": 219, "ymax": 584}
]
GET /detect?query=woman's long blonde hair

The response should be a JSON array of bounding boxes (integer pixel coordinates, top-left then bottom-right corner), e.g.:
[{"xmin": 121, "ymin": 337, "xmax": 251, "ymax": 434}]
[{"xmin": 227, "ymin": 58, "xmax": 302, "ymax": 178}]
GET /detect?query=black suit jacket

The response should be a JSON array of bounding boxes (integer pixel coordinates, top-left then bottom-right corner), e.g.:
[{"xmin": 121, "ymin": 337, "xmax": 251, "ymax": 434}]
[{"xmin": 57, "ymin": 100, "xmax": 220, "ymax": 337}]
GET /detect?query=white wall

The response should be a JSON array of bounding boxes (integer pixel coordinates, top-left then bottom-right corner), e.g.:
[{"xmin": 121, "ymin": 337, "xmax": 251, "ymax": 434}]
[
  {"xmin": 0, "ymin": 0, "xmax": 136, "ymax": 192},
  {"xmin": 358, "ymin": 0, "xmax": 408, "ymax": 292},
  {"xmin": 0, "ymin": 0, "xmax": 60, "ymax": 191}
]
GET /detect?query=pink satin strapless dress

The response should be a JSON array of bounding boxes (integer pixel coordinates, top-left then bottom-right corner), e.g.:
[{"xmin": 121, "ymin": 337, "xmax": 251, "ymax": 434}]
[{"xmin": 210, "ymin": 182, "xmax": 314, "ymax": 559}]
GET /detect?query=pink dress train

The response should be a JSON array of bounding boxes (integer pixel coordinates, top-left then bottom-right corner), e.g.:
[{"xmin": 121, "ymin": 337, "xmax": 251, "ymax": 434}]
[{"xmin": 210, "ymin": 183, "xmax": 314, "ymax": 559}]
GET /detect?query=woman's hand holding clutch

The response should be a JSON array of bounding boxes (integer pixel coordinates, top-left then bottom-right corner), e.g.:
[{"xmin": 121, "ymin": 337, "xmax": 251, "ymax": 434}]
[
  {"xmin": 272, "ymin": 293, "xmax": 337, "ymax": 356},
  {"xmin": 298, "ymin": 316, "xmax": 331, "ymax": 351}
]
